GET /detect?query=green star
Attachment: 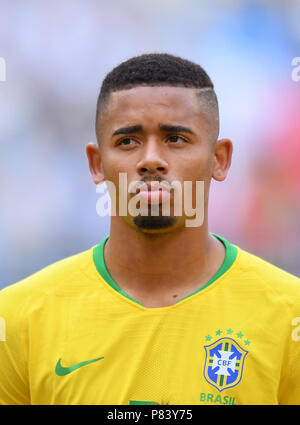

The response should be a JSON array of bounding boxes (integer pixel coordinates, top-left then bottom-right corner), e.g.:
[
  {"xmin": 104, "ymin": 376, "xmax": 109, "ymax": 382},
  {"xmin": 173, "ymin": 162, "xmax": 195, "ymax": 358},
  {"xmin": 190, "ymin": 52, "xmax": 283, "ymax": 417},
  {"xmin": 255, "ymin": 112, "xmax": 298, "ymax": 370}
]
[
  {"xmin": 236, "ymin": 331, "xmax": 243, "ymax": 338},
  {"xmin": 205, "ymin": 335, "xmax": 212, "ymax": 341},
  {"xmin": 216, "ymin": 329, "xmax": 222, "ymax": 336},
  {"xmin": 227, "ymin": 328, "xmax": 233, "ymax": 335},
  {"xmin": 244, "ymin": 339, "xmax": 251, "ymax": 346}
]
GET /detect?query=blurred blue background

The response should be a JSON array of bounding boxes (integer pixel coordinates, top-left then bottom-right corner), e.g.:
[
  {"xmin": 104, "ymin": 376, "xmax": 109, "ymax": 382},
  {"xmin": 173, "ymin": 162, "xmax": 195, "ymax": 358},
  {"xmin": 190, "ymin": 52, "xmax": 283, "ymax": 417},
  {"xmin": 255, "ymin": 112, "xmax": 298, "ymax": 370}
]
[{"xmin": 1, "ymin": 0, "xmax": 300, "ymax": 288}]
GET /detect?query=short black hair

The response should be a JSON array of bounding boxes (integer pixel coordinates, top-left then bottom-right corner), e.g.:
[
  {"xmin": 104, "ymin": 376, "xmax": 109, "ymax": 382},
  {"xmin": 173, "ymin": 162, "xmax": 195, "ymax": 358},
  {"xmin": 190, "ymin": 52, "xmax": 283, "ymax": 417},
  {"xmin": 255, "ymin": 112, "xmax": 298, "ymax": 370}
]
[{"xmin": 96, "ymin": 53, "xmax": 218, "ymax": 137}]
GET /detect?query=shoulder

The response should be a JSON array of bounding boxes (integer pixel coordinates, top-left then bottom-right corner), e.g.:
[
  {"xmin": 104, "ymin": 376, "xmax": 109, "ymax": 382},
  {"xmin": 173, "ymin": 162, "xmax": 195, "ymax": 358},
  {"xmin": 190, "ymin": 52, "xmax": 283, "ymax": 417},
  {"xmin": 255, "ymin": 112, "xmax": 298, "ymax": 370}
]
[
  {"xmin": 0, "ymin": 247, "xmax": 94, "ymax": 316},
  {"xmin": 235, "ymin": 245, "xmax": 300, "ymax": 308}
]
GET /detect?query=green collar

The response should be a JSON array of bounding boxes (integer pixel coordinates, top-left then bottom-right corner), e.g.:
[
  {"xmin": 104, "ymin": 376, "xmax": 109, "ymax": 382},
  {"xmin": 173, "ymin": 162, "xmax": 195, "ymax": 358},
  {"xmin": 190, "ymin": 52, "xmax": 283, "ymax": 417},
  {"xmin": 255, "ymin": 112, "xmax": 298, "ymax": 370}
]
[{"xmin": 93, "ymin": 233, "xmax": 237, "ymax": 307}]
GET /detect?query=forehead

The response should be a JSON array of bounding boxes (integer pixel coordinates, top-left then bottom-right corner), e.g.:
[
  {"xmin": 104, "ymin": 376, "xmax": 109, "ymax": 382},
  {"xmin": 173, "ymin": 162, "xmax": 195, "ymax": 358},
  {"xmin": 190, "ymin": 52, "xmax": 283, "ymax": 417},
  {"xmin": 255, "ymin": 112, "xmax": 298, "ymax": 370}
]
[{"xmin": 101, "ymin": 86, "xmax": 203, "ymax": 125}]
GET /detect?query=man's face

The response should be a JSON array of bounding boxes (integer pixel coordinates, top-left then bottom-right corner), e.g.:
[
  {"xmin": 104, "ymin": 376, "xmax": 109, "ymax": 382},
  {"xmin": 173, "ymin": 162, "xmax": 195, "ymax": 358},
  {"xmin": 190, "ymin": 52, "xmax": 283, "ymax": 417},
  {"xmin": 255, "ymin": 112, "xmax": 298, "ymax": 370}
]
[{"xmin": 93, "ymin": 85, "xmax": 219, "ymax": 233}]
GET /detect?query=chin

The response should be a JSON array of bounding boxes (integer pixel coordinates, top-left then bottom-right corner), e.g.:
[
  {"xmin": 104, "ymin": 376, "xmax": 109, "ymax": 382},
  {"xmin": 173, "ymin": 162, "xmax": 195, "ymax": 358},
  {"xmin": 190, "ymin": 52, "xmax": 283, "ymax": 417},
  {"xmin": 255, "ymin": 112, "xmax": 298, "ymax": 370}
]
[{"xmin": 133, "ymin": 215, "xmax": 176, "ymax": 232}]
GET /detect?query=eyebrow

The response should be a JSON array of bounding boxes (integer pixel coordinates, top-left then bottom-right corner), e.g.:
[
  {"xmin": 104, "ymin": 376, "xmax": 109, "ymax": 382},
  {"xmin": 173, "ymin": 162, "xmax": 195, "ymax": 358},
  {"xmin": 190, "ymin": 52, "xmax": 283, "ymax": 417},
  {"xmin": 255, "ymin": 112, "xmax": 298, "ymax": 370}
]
[
  {"xmin": 112, "ymin": 124, "xmax": 194, "ymax": 136},
  {"xmin": 112, "ymin": 125, "xmax": 142, "ymax": 136},
  {"xmin": 159, "ymin": 124, "xmax": 194, "ymax": 134}
]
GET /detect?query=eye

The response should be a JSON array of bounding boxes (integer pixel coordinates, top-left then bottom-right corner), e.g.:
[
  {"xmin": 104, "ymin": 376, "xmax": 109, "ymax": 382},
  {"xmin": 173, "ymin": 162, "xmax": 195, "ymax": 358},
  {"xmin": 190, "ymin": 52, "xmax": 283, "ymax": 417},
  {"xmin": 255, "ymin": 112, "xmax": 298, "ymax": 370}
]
[
  {"xmin": 167, "ymin": 135, "xmax": 187, "ymax": 144},
  {"xmin": 117, "ymin": 137, "xmax": 138, "ymax": 147}
]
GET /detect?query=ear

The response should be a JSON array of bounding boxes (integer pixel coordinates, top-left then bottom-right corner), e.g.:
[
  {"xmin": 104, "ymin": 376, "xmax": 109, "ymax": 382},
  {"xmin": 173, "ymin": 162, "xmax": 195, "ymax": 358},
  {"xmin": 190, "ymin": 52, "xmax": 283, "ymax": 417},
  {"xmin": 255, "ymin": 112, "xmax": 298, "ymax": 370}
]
[
  {"xmin": 212, "ymin": 138, "xmax": 233, "ymax": 181},
  {"xmin": 86, "ymin": 142, "xmax": 105, "ymax": 185}
]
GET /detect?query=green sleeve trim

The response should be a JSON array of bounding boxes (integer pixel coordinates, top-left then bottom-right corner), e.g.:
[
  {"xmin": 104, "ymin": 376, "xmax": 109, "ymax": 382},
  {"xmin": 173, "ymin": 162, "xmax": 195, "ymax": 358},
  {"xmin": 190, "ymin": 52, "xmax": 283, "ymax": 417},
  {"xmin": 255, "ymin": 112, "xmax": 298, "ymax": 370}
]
[{"xmin": 93, "ymin": 233, "xmax": 238, "ymax": 308}]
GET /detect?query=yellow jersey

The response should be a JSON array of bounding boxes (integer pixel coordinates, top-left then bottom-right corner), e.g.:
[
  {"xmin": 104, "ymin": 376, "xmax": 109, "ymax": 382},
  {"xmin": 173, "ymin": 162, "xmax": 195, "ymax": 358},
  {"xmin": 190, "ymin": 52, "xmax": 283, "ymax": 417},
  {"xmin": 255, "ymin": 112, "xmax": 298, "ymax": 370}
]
[{"xmin": 0, "ymin": 234, "xmax": 299, "ymax": 405}]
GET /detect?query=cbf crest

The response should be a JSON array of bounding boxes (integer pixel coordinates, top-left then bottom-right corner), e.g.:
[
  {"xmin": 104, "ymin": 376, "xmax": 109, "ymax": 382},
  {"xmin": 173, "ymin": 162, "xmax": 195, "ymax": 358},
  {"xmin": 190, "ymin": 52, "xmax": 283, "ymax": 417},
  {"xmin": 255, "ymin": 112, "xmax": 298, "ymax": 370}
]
[{"xmin": 204, "ymin": 337, "xmax": 248, "ymax": 392}]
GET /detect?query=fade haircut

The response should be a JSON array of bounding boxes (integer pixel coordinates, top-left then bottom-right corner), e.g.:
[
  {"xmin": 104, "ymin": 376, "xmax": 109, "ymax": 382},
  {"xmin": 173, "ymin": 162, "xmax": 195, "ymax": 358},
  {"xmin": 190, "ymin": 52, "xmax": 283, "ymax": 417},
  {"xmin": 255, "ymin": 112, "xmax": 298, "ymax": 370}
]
[{"xmin": 95, "ymin": 53, "xmax": 219, "ymax": 139}]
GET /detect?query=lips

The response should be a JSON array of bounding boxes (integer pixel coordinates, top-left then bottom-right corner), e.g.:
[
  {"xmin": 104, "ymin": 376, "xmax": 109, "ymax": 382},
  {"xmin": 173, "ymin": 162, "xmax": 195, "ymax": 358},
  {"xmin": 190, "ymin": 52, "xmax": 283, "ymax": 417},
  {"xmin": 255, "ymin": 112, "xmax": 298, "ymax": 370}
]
[
  {"xmin": 137, "ymin": 181, "xmax": 171, "ymax": 204},
  {"xmin": 138, "ymin": 180, "xmax": 171, "ymax": 191},
  {"xmin": 138, "ymin": 188, "xmax": 170, "ymax": 204}
]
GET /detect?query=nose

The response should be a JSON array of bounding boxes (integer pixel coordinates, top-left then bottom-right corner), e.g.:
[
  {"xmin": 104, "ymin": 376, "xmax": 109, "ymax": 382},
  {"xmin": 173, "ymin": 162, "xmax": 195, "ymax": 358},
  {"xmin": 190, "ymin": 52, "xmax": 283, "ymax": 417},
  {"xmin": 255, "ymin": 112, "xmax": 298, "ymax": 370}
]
[{"xmin": 136, "ymin": 139, "xmax": 168, "ymax": 176}]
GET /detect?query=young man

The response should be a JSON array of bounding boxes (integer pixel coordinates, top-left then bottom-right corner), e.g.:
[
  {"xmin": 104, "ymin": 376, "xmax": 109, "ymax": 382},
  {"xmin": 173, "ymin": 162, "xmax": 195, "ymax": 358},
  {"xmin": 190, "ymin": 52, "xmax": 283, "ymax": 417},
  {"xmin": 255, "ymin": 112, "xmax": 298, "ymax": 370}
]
[{"xmin": 0, "ymin": 53, "xmax": 299, "ymax": 405}]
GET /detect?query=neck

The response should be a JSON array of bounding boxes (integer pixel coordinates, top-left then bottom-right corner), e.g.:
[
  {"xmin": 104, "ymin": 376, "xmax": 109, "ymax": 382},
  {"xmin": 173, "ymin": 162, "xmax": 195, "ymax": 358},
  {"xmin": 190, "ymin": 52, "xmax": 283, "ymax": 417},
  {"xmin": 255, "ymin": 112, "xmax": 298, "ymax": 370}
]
[{"xmin": 104, "ymin": 216, "xmax": 225, "ymax": 294}]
